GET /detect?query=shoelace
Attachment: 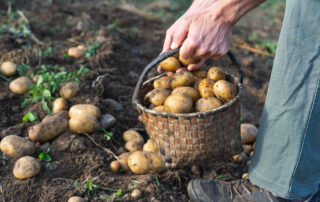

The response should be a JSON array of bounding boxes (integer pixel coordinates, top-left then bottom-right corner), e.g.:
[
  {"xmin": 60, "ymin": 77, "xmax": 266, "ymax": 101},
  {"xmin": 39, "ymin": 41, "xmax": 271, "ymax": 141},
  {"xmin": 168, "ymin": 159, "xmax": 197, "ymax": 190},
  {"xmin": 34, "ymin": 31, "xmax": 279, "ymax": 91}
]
[{"xmin": 226, "ymin": 180, "xmax": 264, "ymax": 200}]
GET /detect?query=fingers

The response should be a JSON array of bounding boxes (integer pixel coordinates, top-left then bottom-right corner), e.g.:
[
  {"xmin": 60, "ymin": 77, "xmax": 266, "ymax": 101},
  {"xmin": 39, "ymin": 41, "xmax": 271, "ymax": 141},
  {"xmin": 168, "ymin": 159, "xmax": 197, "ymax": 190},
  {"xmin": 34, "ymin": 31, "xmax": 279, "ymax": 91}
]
[
  {"xmin": 162, "ymin": 31, "xmax": 173, "ymax": 52},
  {"xmin": 170, "ymin": 28, "xmax": 188, "ymax": 50},
  {"xmin": 176, "ymin": 67, "xmax": 188, "ymax": 72},
  {"xmin": 179, "ymin": 37, "xmax": 197, "ymax": 60},
  {"xmin": 166, "ymin": 72, "xmax": 174, "ymax": 77},
  {"xmin": 187, "ymin": 59, "xmax": 205, "ymax": 71}
]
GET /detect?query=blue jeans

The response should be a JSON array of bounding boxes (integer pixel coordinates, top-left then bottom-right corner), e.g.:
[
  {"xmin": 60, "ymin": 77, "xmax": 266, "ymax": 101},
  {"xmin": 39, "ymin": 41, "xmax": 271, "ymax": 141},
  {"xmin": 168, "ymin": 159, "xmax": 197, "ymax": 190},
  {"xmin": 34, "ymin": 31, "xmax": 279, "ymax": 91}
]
[{"xmin": 248, "ymin": 0, "xmax": 320, "ymax": 199}]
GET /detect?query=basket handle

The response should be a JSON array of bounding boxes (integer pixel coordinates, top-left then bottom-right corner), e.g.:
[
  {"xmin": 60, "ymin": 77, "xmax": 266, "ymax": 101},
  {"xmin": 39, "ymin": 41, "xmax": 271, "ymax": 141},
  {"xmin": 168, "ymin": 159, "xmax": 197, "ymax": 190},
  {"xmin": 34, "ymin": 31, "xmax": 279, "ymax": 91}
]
[{"xmin": 132, "ymin": 48, "xmax": 242, "ymax": 105}]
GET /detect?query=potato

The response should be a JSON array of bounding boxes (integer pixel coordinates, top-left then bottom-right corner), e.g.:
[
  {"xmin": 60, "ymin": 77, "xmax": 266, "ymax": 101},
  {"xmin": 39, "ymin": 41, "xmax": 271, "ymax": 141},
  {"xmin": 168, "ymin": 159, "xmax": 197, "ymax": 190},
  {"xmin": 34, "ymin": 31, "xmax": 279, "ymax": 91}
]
[
  {"xmin": 69, "ymin": 114, "xmax": 99, "ymax": 134},
  {"xmin": 193, "ymin": 78, "xmax": 201, "ymax": 90},
  {"xmin": 33, "ymin": 75, "xmax": 39, "ymax": 83},
  {"xmin": 242, "ymin": 173, "xmax": 248, "ymax": 179},
  {"xmin": 59, "ymin": 82, "xmax": 80, "ymax": 100},
  {"xmin": 52, "ymin": 98, "xmax": 68, "ymax": 113},
  {"xmin": 29, "ymin": 115, "xmax": 68, "ymax": 142},
  {"xmin": 195, "ymin": 97, "xmax": 223, "ymax": 112},
  {"xmin": 148, "ymin": 88, "xmax": 171, "ymax": 106},
  {"xmin": 243, "ymin": 144, "xmax": 253, "ymax": 153},
  {"xmin": 77, "ymin": 45, "xmax": 87, "ymax": 52},
  {"xmin": 152, "ymin": 105, "xmax": 165, "ymax": 112},
  {"xmin": 68, "ymin": 196, "xmax": 86, "ymax": 202},
  {"xmin": 192, "ymin": 69, "xmax": 207, "ymax": 78},
  {"xmin": 128, "ymin": 151, "xmax": 165, "ymax": 174},
  {"xmin": 13, "ymin": 156, "xmax": 41, "ymax": 179},
  {"xmin": 153, "ymin": 76, "xmax": 171, "ymax": 89},
  {"xmin": 69, "ymin": 104, "xmax": 100, "ymax": 119},
  {"xmin": 179, "ymin": 55, "xmax": 200, "ymax": 66},
  {"xmin": 125, "ymin": 141, "xmax": 143, "ymax": 152},
  {"xmin": 198, "ymin": 78, "xmax": 215, "ymax": 98},
  {"xmin": 241, "ymin": 123, "xmax": 258, "ymax": 144},
  {"xmin": 43, "ymin": 111, "xmax": 69, "ymax": 122},
  {"xmin": 110, "ymin": 161, "xmax": 121, "ymax": 173},
  {"xmin": 164, "ymin": 94, "xmax": 193, "ymax": 113},
  {"xmin": 207, "ymin": 67, "xmax": 226, "ymax": 82},
  {"xmin": 117, "ymin": 152, "xmax": 131, "ymax": 172},
  {"xmin": 68, "ymin": 47, "xmax": 85, "ymax": 58},
  {"xmin": 143, "ymin": 139, "xmax": 158, "ymax": 152},
  {"xmin": 9, "ymin": 76, "xmax": 32, "ymax": 94},
  {"xmin": 131, "ymin": 189, "xmax": 142, "ymax": 199},
  {"xmin": 1, "ymin": 61, "xmax": 17, "ymax": 76},
  {"xmin": 123, "ymin": 130, "xmax": 144, "ymax": 144},
  {"xmin": 213, "ymin": 80, "xmax": 238, "ymax": 102},
  {"xmin": 172, "ymin": 87, "xmax": 200, "ymax": 103},
  {"xmin": 159, "ymin": 57, "xmax": 180, "ymax": 72},
  {"xmin": 0, "ymin": 135, "xmax": 35, "ymax": 159},
  {"xmin": 232, "ymin": 152, "xmax": 248, "ymax": 163},
  {"xmin": 170, "ymin": 71, "xmax": 195, "ymax": 88}
]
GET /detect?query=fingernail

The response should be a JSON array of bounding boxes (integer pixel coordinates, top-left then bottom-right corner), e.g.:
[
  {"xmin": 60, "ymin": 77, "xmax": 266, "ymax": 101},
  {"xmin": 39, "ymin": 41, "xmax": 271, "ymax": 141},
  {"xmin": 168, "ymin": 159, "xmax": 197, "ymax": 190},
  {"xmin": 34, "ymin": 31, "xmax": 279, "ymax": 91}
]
[{"xmin": 170, "ymin": 42, "xmax": 177, "ymax": 49}]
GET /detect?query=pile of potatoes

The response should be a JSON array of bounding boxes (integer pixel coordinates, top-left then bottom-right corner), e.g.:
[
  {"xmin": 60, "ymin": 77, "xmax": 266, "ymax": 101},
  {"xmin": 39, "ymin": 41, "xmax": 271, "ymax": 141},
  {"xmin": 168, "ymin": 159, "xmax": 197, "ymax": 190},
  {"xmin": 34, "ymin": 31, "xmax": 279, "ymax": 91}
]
[
  {"xmin": 110, "ymin": 129, "xmax": 165, "ymax": 175},
  {"xmin": 145, "ymin": 57, "xmax": 238, "ymax": 113}
]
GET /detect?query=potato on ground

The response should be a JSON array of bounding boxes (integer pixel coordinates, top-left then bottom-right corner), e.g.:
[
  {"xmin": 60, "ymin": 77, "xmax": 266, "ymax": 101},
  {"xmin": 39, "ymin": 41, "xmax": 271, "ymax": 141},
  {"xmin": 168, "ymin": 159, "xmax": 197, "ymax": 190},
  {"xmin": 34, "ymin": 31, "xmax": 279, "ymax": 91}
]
[
  {"xmin": 32, "ymin": 75, "xmax": 39, "ymax": 83},
  {"xmin": 9, "ymin": 76, "xmax": 32, "ymax": 94},
  {"xmin": 179, "ymin": 55, "xmax": 200, "ymax": 66},
  {"xmin": 172, "ymin": 87, "xmax": 200, "ymax": 103},
  {"xmin": 69, "ymin": 114, "xmax": 99, "ymax": 134},
  {"xmin": 59, "ymin": 82, "xmax": 80, "ymax": 100},
  {"xmin": 69, "ymin": 104, "xmax": 101, "ymax": 118},
  {"xmin": 213, "ymin": 80, "xmax": 238, "ymax": 102},
  {"xmin": 143, "ymin": 139, "xmax": 158, "ymax": 152},
  {"xmin": 125, "ymin": 141, "xmax": 143, "ymax": 152},
  {"xmin": 195, "ymin": 97, "xmax": 223, "ymax": 112},
  {"xmin": 123, "ymin": 130, "xmax": 144, "ymax": 145},
  {"xmin": 232, "ymin": 152, "xmax": 248, "ymax": 163},
  {"xmin": 13, "ymin": 156, "xmax": 41, "ymax": 179},
  {"xmin": 0, "ymin": 135, "xmax": 35, "ymax": 159},
  {"xmin": 153, "ymin": 76, "xmax": 171, "ymax": 89},
  {"xmin": 192, "ymin": 69, "xmax": 207, "ymax": 78},
  {"xmin": 29, "ymin": 115, "xmax": 68, "ymax": 142},
  {"xmin": 207, "ymin": 67, "xmax": 226, "ymax": 82},
  {"xmin": 110, "ymin": 161, "xmax": 121, "ymax": 173},
  {"xmin": 147, "ymin": 88, "xmax": 171, "ymax": 106},
  {"xmin": 117, "ymin": 152, "xmax": 131, "ymax": 172},
  {"xmin": 128, "ymin": 151, "xmax": 165, "ymax": 174},
  {"xmin": 68, "ymin": 196, "xmax": 86, "ymax": 202},
  {"xmin": 42, "ymin": 111, "xmax": 69, "ymax": 122},
  {"xmin": 164, "ymin": 94, "xmax": 193, "ymax": 113},
  {"xmin": 68, "ymin": 47, "xmax": 86, "ymax": 58},
  {"xmin": 53, "ymin": 97, "xmax": 68, "ymax": 113},
  {"xmin": 1, "ymin": 61, "xmax": 17, "ymax": 76},
  {"xmin": 241, "ymin": 123, "xmax": 258, "ymax": 144},
  {"xmin": 170, "ymin": 71, "xmax": 195, "ymax": 88},
  {"xmin": 198, "ymin": 78, "xmax": 215, "ymax": 98},
  {"xmin": 152, "ymin": 105, "xmax": 165, "ymax": 112},
  {"xmin": 159, "ymin": 57, "xmax": 180, "ymax": 72},
  {"xmin": 243, "ymin": 144, "xmax": 253, "ymax": 153},
  {"xmin": 77, "ymin": 45, "xmax": 87, "ymax": 52}
]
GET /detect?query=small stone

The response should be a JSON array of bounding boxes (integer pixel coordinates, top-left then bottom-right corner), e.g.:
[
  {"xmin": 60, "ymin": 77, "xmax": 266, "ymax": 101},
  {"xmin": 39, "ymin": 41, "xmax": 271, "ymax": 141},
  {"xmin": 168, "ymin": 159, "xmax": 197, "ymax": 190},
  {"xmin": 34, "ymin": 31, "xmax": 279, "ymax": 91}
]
[
  {"xmin": 131, "ymin": 189, "xmax": 142, "ymax": 199},
  {"xmin": 105, "ymin": 99, "xmax": 123, "ymax": 111},
  {"xmin": 191, "ymin": 165, "xmax": 201, "ymax": 175},
  {"xmin": 68, "ymin": 196, "xmax": 85, "ymax": 202},
  {"xmin": 99, "ymin": 114, "xmax": 116, "ymax": 129}
]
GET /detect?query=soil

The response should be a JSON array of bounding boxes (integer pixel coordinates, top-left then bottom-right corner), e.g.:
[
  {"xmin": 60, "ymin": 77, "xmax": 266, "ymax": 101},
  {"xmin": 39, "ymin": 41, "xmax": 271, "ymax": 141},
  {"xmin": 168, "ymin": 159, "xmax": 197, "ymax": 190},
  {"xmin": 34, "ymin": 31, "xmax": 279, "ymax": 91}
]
[{"xmin": 0, "ymin": 1, "xmax": 286, "ymax": 201}]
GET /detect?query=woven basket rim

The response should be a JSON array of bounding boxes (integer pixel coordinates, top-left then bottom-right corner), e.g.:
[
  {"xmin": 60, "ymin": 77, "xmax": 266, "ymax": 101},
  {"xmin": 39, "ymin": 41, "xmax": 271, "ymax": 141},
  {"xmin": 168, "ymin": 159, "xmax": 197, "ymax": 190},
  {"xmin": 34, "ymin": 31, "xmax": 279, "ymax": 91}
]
[{"xmin": 136, "ymin": 69, "xmax": 242, "ymax": 119}]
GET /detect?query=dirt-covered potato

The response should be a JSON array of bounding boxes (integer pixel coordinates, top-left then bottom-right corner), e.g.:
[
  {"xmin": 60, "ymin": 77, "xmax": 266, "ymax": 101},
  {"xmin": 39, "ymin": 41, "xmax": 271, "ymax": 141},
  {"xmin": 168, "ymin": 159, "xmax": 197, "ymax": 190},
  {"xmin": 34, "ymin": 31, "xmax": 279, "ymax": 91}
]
[
  {"xmin": 241, "ymin": 123, "xmax": 258, "ymax": 144},
  {"xmin": 172, "ymin": 87, "xmax": 200, "ymax": 103},
  {"xmin": 232, "ymin": 152, "xmax": 248, "ymax": 163},
  {"xmin": 179, "ymin": 55, "xmax": 200, "ymax": 66},
  {"xmin": 170, "ymin": 71, "xmax": 195, "ymax": 88},
  {"xmin": 123, "ymin": 130, "xmax": 144, "ymax": 144},
  {"xmin": 13, "ymin": 156, "xmax": 41, "ymax": 179},
  {"xmin": 192, "ymin": 69, "xmax": 207, "ymax": 78},
  {"xmin": 148, "ymin": 88, "xmax": 171, "ymax": 106},
  {"xmin": 195, "ymin": 97, "xmax": 223, "ymax": 112},
  {"xmin": 198, "ymin": 78, "xmax": 215, "ymax": 98},
  {"xmin": 9, "ymin": 76, "xmax": 32, "ymax": 94},
  {"xmin": 59, "ymin": 82, "xmax": 80, "ymax": 100},
  {"xmin": 152, "ymin": 105, "xmax": 165, "ymax": 112},
  {"xmin": 110, "ymin": 161, "xmax": 121, "ymax": 173},
  {"xmin": 159, "ymin": 57, "xmax": 180, "ymax": 72},
  {"xmin": 125, "ymin": 141, "xmax": 143, "ymax": 152},
  {"xmin": 69, "ymin": 104, "xmax": 101, "ymax": 119},
  {"xmin": 69, "ymin": 114, "xmax": 99, "ymax": 134},
  {"xmin": 68, "ymin": 47, "xmax": 85, "ymax": 58},
  {"xmin": 77, "ymin": 45, "xmax": 87, "ymax": 52},
  {"xmin": 29, "ymin": 115, "xmax": 68, "ymax": 142},
  {"xmin": 243, "ymin": 144, "xmax": 253, "ymax": 153},
  {"xmin": 153, "ymin": 76, "xmax": 171, "ymax": 89},
  {"xmin": 143, "ymin": 139, "xmax": 158, "ymax": 152},
  {"xmin": 43, "ymin": 111, "xmax": 69, "ymax": 122},
  {"xmin": 52, "ymin": 97, "xmax": 68, "ymax": 113},
  {"xmin": 68, "ymin": 196, "xmax": 86, "ymax": 202},
  {"xmin": 128, "ymin": 151, "xmax": 165, "ymax": 174},
  {"xmin": 213, "ymin": 80, "xmax": 238, "ymax": 102},
  {"xmin": 164, "ymin": 94, "xmax": 193, "ymax": 113},
  {"xmin": 1, "ymin": 61, "xmax": 17, "ymax": 76},
  {"xmin": 207, "ymin": 67, "xmax": 226, "ymax": 82},
  {"xmin": 0, "ymin": 135, "xmax": 35, "ymax": 159},
  {"xmin": 117, "ymin": 152, "xmax": 131, "ymax": 172}
]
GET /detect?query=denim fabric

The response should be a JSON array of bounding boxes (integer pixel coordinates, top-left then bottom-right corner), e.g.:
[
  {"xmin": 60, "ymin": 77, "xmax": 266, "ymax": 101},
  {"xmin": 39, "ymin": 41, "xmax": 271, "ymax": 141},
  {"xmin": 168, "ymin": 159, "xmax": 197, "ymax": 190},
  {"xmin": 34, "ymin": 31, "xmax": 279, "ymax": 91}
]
[{"xmin": 248, "ymin": 0, "xmax": 320, "ymax": 199}]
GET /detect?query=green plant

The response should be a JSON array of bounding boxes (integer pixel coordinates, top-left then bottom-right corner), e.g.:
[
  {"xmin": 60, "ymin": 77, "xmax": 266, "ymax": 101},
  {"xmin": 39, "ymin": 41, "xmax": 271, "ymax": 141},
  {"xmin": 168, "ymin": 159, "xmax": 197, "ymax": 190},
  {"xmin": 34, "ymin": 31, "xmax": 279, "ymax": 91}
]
[
  {"xmin": 127, "ymin": 180, "xmax": 141, "ymax": 190},
  {"xmin": 38, "ymin": 147, "xmax": 57, "ymax": 170},
  {"xmin": 17, "ymin": 63, "xmax": 32, "ymax": 76},
  {"xmin": 248, "ymin": 32, "xmax": 277, "ymax": 56},
  {"xmin": 40, "ymin": 47, "xmax": 56, "ymax": 57},
  {"xmin": 99, "ymin": 128, "xmax": 113, "ymax": 141},
  {"xmin": 22, "ymin": 112, "xmax": 38, "ymax": 122},
  {"xmin": 85, "ymin": 42, "xmax": 101, "ymax": 58}
]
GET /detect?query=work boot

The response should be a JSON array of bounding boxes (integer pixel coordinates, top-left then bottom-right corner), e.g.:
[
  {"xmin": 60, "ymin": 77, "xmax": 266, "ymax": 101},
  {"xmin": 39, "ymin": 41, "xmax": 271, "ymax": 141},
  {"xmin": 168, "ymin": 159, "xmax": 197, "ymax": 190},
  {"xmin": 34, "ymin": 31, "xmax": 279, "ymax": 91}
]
[{"xmin": 188, "ymin": 179, "xmax": 318, "ymax": 202}]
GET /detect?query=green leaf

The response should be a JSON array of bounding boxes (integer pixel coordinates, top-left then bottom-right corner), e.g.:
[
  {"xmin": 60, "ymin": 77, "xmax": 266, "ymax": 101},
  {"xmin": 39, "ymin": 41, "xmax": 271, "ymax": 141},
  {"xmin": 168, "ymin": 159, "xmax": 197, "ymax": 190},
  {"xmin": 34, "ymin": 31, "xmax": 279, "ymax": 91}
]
[
  {"xmin": 74, "ymin": 181, "xmax": 79, "ymax": 188},
  {"xmin": 22, "ymin": 112, "xmax": 39, "ymax": 122},
  {"xmin": 43, "ymin": 89, "xmax": 51, "ymax": 97},
  {"xmin": 116, "ymin": 189, "xmax": 122, "ymax": 199},
  {"xmin": 39, "ymin": 152, "xmax": 52, "ymax": 162},
  {"xmin": 37, "ymin": 75, "xmax": 43, "ymax": 87},
  {"xmin": 64, "ymin": 53, "xmax": 70, "ymax": 58}
]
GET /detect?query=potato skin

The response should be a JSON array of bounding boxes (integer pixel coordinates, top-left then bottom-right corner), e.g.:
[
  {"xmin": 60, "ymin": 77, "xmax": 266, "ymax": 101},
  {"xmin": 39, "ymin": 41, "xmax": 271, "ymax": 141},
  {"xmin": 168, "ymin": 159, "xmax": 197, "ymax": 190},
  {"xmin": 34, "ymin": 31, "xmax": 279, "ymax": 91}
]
[
  {"xmin": 0, "ymin": 135, "xmax": 35, "ymax": 159},
  {"xmin": 195, "ymin": 97, "xmax": 223, "ymax": 112},
  {"xmin": 213, "ymin": 80, "xmax": 238, "ymax": 102},
  {"xmin": 170, "ymin": 71, "xmax": 195, "ymax": 88},
  {"xmin": 43, "ymin": 111, "xmax": 69, "ymax": 122},
  {"xmin": 123, "ymin": 130, "xmax": 144, "ymax": 144},
  {"xmin": 159, "ymin": 57, "xmax": 180, "ymax": 72},
  {"xmin": 179, "ymin": 55, "xmax": 200, "ymax": 66},
  {"xmin": 68, "ymin": 47, "xmax": 85, "ymax": 58},
  {"xmin": 59, "ymin": 82, "xmax": 80, "ymax": 100},
  {"xmin": 9, "ymin": 76, "xmax": 32, "ymax": 94},
  {"xmin": 172, "ymin": 87, "xmax": 200, "ymax": 103},
  {"xmin": 125, "ymin": 141, "xmax": 143, "ymax": 152},
  {"xmin": 1, "ymin": 61, "xmax": 17, "ymax": 76},
  {"xmin": 68, "ymin": 196, "xmax": 86, "ymax": 202},
  {"xmin": 241, "ymin": 123, "xmax": 258, "ymax": 144},
  {"xmin": 152, "ymin": 105, "xmax": 165, "ymax": 112},
  {"xmin": 192, "ymin": 69, "xmax": 207, "ymax": 78},
  {"xmin": 29, "ymin": 115, "xmax": 68, "ymax": 142},
  {"xmin": 207, "ymin": 67, "xmax": 226, "ymax": 82},
  {"xmin": 69, "ymin": 104, "xmax": 101, "ymax": 119},
  {"xmin": 69, "ymin": 114, "xmax": 99, "ymax": 134},
  {"xmin": 128, "ymin": 151, "xmax": 165, "ymax": 174},
  {"xmin": 148, "ymin": 88, "xmax": 171, "ymax": 106},
  {"xmin": 164, "ymin": 94, "xmax": 193, "ymax": 113},
  {"xmin": 110, "ymin": 161, "xmax": 120, "ymax": 173},
  {"xmin": 153, "ymin": 76, "xmax": 171, "ymax": 89},
  {"xmin": 13, "ymin": 156, "xmax": 41, "ymax": 179},
  {"xmin": 198, "ymin": 78, "xmax": 215, "ymax": 98},
  {"xmin": 143, "ymin": 139, "xmax": 158, "ymax": 152},
  {"xmin": 53, "ymin": 98, "xmax": 68, "ymax": 113},
  {"xmin": 117, "ymin": 152, "xmax": 131, "ymax": 172}
]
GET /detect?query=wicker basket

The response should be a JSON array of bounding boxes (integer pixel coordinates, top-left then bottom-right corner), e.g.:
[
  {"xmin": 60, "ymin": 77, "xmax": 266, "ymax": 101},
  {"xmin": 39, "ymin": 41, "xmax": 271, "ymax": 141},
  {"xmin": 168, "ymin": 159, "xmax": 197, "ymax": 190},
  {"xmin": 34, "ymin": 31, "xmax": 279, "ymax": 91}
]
[{"xmin": 132, "ymin": 49, "xmax": 243, "ymax": 166}]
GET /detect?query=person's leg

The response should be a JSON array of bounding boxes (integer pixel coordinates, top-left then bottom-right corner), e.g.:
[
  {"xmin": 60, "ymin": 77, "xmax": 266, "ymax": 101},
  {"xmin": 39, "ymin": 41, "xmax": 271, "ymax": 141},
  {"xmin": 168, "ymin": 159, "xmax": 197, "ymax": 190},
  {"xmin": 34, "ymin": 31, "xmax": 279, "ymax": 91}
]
[{"xmin": 248, "ymin": 0, "xmax": 320, "ymax": 199}]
